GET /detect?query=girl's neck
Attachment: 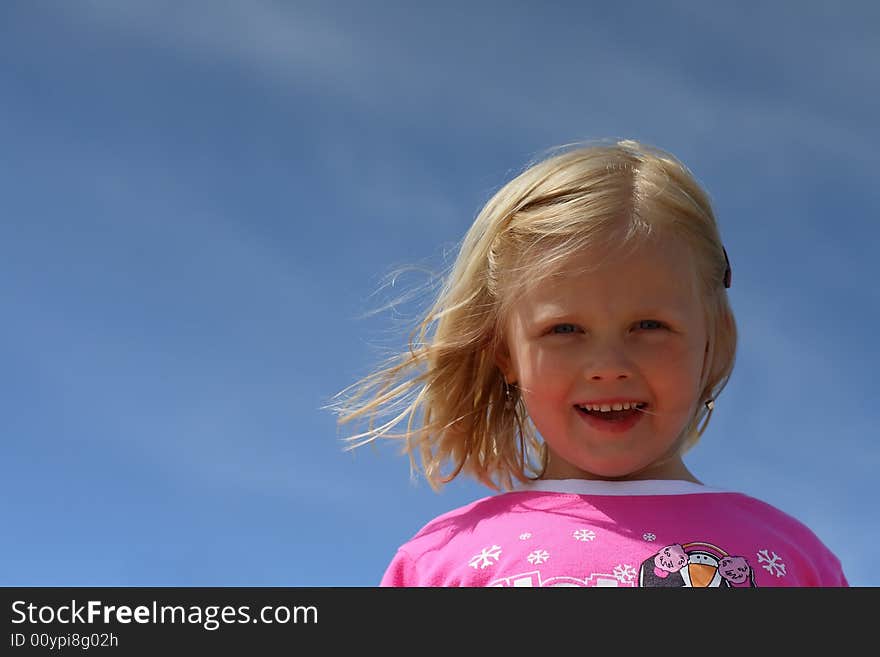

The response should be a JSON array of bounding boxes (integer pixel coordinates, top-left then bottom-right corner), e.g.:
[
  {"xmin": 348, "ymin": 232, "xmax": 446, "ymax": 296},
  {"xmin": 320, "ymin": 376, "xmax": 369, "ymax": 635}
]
[{"xmin": 540, "ymin": 456, "xmax": 702, "ymax": 484}]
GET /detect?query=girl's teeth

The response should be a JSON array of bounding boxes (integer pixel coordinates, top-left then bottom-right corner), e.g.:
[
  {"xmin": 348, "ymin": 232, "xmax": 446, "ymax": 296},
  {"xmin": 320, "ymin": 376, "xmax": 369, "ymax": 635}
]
[{"xmin": 580, "ymin": 402, "xmax": 644, "ymax": 412}]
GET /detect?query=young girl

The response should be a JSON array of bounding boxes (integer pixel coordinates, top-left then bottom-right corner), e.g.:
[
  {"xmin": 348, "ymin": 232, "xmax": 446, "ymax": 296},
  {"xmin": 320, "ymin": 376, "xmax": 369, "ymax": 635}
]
[{"xmin": 331, "ymin": 139, "xmax": 848, "ymax": 587}]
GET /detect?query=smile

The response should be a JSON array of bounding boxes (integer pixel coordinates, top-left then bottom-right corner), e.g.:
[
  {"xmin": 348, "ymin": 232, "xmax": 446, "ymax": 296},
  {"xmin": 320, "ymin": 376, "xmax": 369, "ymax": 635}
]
[{"xmin": 575, "ymin": 404, "xmax": 645, "ymax": 433}]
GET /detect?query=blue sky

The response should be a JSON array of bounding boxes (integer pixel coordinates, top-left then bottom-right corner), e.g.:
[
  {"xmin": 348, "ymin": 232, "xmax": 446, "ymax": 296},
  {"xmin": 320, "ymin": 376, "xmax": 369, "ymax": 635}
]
[{"xmin": 1, "ymin": 1, "xmax": 876, "ymax": 587}]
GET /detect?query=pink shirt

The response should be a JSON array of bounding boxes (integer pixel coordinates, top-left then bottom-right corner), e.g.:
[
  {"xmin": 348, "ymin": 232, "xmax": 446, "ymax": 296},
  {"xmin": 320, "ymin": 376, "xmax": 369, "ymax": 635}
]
[{"xmin": 380, "ymin": 480, "xmax": 847, "ymax": 587}]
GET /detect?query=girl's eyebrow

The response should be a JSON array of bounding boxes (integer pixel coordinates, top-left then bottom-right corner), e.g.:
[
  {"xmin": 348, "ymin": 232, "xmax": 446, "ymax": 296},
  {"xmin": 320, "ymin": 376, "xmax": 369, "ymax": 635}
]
[
  {"xmin": 632, "ymin": 307, "xmax": 687, "ymax": 317},
  {"xmin": 528, "ymin": 306, "xmax": 688, "ymax": 326}
]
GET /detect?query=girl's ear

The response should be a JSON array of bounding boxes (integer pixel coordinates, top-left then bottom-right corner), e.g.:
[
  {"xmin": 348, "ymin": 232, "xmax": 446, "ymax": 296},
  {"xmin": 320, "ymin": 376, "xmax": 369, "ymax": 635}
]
[{"xmin": 494, "ymin": 343, "xmax": 513, "ymax": 382}]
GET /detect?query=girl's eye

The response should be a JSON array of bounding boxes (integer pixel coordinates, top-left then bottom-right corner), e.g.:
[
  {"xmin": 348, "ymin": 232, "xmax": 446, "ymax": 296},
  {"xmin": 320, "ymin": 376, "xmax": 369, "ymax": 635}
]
[{"xmin": 549, "ymin": 321, "xmax": 666, "ymax": 334}]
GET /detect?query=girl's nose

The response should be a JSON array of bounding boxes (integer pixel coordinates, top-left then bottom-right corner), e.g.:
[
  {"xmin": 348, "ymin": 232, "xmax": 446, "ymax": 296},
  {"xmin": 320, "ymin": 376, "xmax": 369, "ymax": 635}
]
[
  {"xmin": 588, "ymin": 370, "xmax": 630, "ymax": 381},
  {"xmin": 583, "ymin": 345, "xmax": 632, "ymax": 381}
]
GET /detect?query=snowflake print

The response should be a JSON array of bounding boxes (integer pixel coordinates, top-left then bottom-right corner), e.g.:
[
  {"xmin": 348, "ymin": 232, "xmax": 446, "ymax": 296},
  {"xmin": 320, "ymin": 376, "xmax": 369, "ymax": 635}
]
[
  {"xmin": 643, "ymin": 533, "xmax": 656, "ymax": 542},
  {"xmin": 573, "ymin": 529, "xmax": 596, "ymax": 542},
  {"xmin": 757, "ymin": 549, "xmax": 787, "ymax": 578},
  {"xmin": 527, "ymin": 549, "xmax": 550, "ymax": 565},
  {"xmin": 519, "ymin": 533, "xmax": 532, "ymax": 540},
  {"xmin": 613, "ymin": 564, "xmax": 637, "ymax": 583},
  {"xmin": 468, "ymin": 545, "xmax": 502, "ymax": 570}
]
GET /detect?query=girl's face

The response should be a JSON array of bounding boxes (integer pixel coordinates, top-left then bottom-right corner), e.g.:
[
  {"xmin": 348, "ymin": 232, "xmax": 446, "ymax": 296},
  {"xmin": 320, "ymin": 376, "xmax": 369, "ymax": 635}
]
[{"xmin": 495, "ymin": 234, "xmax": 709, "ymax": 481}]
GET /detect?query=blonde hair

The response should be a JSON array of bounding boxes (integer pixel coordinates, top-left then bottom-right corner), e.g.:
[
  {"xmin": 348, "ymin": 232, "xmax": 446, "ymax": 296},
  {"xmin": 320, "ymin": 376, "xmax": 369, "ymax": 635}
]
[{"xmin": 328, "ymin": 139, "xmax": 737, "ymax": 491}]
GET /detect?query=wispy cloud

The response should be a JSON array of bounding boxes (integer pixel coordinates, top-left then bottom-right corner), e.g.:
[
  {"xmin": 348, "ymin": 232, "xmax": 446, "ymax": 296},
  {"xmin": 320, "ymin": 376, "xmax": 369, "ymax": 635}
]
[
  {"xmin": 52, "ymin": 1, "xmax": 880, "ymax": 187},
  {"xmin": 72, "ymin": 0, "xmax": 360, "ymax": 84}
]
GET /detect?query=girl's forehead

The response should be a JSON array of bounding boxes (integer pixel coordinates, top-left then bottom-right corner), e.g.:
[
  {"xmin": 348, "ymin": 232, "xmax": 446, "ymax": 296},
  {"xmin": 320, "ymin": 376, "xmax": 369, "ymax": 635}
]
[
  {"xmin": 519, "ymin": 273, "xmax": 698, "ymax": 316},
  {"xmin": 526, "ymin": 235, "xmax": 699, "ymax": 297},
  {"xmin": 497, "ymin": 244, "xmax": 705, "ymax": 333}
]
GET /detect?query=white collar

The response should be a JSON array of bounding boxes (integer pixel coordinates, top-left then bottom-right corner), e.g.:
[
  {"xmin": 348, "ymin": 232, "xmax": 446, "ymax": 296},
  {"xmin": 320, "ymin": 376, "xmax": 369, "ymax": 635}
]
[{"xmin": 516, "ymin": 478, "xmax": 726, "ymax": 496}]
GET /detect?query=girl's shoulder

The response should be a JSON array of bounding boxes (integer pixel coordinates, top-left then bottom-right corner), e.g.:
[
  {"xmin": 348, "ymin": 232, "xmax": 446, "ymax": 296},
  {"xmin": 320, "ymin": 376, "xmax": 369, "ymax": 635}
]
[{"xmin": 391, "ymin": 480, "xmax": 845, "ymax": 581}]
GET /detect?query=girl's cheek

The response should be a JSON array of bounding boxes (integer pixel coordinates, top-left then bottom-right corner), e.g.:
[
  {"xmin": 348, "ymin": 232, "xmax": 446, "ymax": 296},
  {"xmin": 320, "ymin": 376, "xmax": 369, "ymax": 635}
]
[
  {"xmin": 641, "ymin": 341, "xmax": 693, "ymax": 364},
  {"xmin": 535, "ymin": 350, "xmax": 579, "ymax": 374}
]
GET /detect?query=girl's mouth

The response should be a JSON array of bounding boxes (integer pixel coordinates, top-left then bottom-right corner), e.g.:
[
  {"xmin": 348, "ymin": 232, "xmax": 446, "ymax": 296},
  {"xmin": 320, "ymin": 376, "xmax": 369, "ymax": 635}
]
[{"xmin": 574, "ymin": 404, "xmax": 646, "ymax": 433}]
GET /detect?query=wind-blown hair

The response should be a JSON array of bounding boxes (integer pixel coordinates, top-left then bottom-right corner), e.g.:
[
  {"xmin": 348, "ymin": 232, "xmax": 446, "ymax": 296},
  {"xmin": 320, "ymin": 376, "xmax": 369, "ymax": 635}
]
[{"xmin": 328, "ymin": 139, "xmax": 737, "ymax": 491}]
